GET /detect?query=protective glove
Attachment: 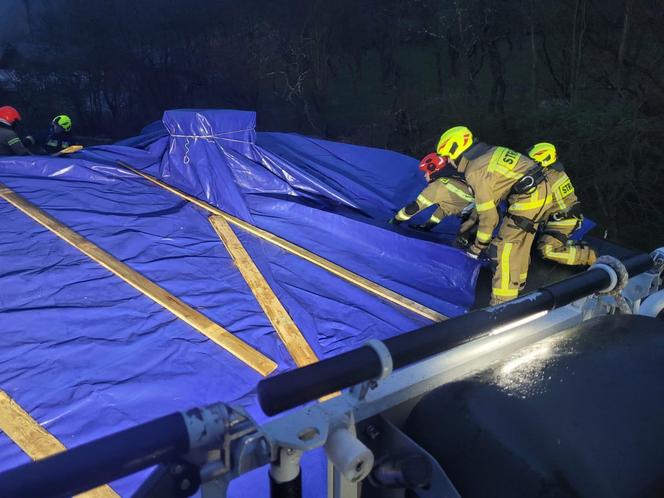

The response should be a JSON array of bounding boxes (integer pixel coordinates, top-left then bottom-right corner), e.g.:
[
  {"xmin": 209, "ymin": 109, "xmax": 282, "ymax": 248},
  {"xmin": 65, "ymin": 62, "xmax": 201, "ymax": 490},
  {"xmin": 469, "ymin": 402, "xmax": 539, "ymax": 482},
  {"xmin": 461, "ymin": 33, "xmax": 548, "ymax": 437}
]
[
  {"xmin": 454, "ymin": 235, "xmax": 470, "ymax": 249},
  {"xmin": 410, "ymin": 222, "xmax": 436, "ymax": 232},
  {"xmin": 467, "ymin": 242, "xmax": 486, "ymax": 259}
]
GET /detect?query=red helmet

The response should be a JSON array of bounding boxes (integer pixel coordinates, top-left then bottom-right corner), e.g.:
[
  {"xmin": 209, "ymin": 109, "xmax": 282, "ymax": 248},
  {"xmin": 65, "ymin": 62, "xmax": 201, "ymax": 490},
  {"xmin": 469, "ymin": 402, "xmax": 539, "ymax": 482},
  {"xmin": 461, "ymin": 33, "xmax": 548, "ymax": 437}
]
[
  {"xmin": 419, "ymin": 153, "xmax": 448, "ymax": 179},
  {"xmin": 0, "ymin": 106, "xmax": 21, "ymax": 126}
]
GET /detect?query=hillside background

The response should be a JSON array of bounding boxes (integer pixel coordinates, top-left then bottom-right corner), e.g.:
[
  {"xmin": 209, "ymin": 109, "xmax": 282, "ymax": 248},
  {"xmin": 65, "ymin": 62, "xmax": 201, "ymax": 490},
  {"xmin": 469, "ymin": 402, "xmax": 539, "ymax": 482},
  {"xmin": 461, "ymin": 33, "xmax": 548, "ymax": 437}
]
[{"xmin": 1, "ymin": 0, "xmax": 662, "ymax": 249}]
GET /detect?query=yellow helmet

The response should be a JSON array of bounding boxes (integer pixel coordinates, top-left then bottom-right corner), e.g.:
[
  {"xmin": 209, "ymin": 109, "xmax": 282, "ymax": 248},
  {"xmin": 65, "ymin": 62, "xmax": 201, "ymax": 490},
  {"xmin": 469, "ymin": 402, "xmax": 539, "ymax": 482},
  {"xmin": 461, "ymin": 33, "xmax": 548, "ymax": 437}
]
[
  {"xmin": 52, "ymin": 115, "xmax": 72, "ymax": 132},
  {"xmin": 528, "ymin": 142, "xmax": 557, "ymax": 167},
  {"xmin": 436, "ymin": 126, "xmax": 473, "ymax": 160}
]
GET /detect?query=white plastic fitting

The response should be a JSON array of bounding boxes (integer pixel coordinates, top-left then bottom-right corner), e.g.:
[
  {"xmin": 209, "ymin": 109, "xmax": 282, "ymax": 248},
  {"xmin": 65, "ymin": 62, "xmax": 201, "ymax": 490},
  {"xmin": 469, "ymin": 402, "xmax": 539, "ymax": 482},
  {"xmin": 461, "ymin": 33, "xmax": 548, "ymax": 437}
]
[
  {"xmin": 591, "ymin": 263, "xmax": 618, "ymax": 294},
  {"xmin": 269, "ymin": 447, "xmax": 303, "ymax": 483},
  {"xmin": 324, "ymin": 427, "xmax": 374, "ymax": 483},
  {"xmin": 639, "ymin": 289, "xmax": 664, "ymax": 318}
]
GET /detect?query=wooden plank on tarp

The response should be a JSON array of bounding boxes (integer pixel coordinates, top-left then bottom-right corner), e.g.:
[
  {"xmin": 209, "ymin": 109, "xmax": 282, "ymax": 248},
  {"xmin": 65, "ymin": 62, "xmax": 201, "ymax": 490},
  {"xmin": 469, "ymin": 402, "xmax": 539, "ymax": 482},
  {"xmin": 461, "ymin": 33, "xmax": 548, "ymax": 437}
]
[
  {"xmin": 0, "ymin": 183, "xmax": 277, "ymax": 376},
  {"xmin": 118, "ymin": 162, "xmax": 447, "ymax": 322},
  {"xmin": 210, "ymin": 215, "xmax": 318, "ymax": 367},
  {"xmin": 0, "ymin": 390, "xmax": 119, "ymax": 498}
]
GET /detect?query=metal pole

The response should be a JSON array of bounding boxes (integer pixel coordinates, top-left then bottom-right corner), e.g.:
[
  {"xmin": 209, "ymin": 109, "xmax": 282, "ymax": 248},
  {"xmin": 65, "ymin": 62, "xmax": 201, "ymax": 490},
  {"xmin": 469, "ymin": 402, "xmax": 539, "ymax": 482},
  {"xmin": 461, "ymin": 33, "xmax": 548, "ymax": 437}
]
[
  {"xmin": 257, "ymin": 254, "xmax": 653, "ymax": 415},
  {"xmin": 0, "ymin": 413, "xmax": 189, "ymax": 498},
  {"xmin": 0, "ymin": 402, "xmax": 234, "ymax": 498}
]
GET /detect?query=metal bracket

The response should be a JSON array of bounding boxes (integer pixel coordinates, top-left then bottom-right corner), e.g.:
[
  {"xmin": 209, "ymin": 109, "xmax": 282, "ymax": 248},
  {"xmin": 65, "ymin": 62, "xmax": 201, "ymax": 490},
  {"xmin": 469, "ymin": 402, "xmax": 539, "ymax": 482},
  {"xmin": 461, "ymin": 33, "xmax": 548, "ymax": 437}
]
[
  {"xmin": 649, "ymin": 247, "xmax": 664, "ymax": 290},
  {"xmin": 132, "ymin": 460, "xmax": 201, "ymax": 498},
  {"xmin": 639, "ymin": 289, "xmax": 664, "ymax": 318},
  {"xmin": 192, "ymin": 406, "xmax": 271, "ymax": 493},
  {"xmin": 359, "ymin": 415, "xmax": 460, "ymax": 498},
  {"xmin": 651, "ymin": 247, "xmax": 664, "ymax": 269},
  {"xmin": 592, "ymin": 263, "xmax": 618, "ymax": 293},
  {"xmin": 365, "ymin": 339, "xmax": 393, "ymax": 380},
  {"xmin": 347, "ymin": 340, "xmax": 394, "ymax": 402}
]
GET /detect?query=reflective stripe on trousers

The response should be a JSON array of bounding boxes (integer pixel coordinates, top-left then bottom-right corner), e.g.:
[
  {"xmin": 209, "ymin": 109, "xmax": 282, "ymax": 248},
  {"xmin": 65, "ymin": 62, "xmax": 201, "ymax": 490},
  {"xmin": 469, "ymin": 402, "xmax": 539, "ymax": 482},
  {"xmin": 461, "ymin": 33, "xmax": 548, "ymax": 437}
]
[
  {"xmin": 490, "ymin": 223, "xmax": 537, "ymax": 304},
  {"xmin": 537, "ymin": 229, "xmax": 596, "ymax": 266},
  {"xmin": 493, "ymin": 242, "xmax": 518, "ymax": 298}
]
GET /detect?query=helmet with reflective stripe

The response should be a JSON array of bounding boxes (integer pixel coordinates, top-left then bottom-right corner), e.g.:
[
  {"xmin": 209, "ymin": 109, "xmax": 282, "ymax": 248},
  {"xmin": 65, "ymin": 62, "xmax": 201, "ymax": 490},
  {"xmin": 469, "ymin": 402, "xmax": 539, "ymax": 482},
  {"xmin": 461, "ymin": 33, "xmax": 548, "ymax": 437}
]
[
  {"xmin": 436, "ymin": 126, "xmax": 473, "ymax": 160},
  {"xmin": 52, "ymin": 114, "xmax": 72, "ymax": 132},
  {"xmin": 528, "ymin": 142, "xmax": 557, "ymax": 167},
  {"xmin": 0, "ymin": 106, "xmax": 21, "ymax": 126},
  {"xmin": 419, "ymin": 152, "xmax": 448, "ymax": 177}
]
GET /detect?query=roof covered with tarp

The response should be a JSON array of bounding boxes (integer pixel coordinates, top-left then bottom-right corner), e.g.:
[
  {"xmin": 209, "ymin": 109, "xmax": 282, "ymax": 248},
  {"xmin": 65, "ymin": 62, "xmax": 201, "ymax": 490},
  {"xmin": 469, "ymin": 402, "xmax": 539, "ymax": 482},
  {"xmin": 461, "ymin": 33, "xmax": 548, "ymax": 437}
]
[{"xmin": 0, "ymin": 109, "xmax": 480, "ymax": 496}]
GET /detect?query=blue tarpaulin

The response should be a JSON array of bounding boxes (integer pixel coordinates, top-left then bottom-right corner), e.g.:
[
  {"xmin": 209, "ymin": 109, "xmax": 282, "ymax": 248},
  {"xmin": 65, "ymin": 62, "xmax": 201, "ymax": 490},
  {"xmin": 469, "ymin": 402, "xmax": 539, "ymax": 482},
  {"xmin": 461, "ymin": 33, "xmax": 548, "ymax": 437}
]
[{"xmin": 0, "ymin": 109, "xmax": 481, "ymax": 496}]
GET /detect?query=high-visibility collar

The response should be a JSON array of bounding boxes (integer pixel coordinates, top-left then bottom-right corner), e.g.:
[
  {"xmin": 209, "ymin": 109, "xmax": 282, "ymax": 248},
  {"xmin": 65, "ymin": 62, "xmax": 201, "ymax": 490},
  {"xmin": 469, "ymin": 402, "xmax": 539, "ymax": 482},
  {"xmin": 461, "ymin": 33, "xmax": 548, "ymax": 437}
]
[
  {"xmin": 454, "ymin": 142, "xmax": 491, "ymax": 173},
  {"xmin": 429, "ymin": 166, "xmax": 466, "ymax": 183},
  {"xmin": 550, "ymin": 161, "xmax": 566, "ymax": 172}
]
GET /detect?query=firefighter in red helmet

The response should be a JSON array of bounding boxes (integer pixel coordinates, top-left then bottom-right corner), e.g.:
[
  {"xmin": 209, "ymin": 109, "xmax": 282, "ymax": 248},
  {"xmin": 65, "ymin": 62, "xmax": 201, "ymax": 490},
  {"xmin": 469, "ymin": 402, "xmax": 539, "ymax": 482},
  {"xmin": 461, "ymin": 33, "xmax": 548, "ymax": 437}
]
[
  {"xmin": 0, "ymin": 106, "xmax": 31, "ymax": 156},
  {"xmin": 390, "ymin": 152, "xmax": 477, "ymax": 236}
]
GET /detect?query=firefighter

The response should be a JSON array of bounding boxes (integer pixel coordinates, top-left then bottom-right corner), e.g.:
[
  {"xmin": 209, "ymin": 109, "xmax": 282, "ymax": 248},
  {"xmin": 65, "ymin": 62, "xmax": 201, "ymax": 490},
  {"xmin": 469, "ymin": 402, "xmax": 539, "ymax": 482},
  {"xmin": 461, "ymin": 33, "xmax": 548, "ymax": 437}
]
[
  {"xmin": 528, "ymin": 142, "xmax": 597, "ymax": 266},
  {"xmin": 44, "ymin": 115, "xmax": 73, "ymax": 154},
  {"xmin": 436, "ymin": 126, "xmax": 551, "ymax": 305},
  {"xmin": 0, "ymin": 106, "xmax": 31, "ymax": 156},
  {"xmin": 389, "ymin": 152, "xmax": 477, "ymax": 236}
]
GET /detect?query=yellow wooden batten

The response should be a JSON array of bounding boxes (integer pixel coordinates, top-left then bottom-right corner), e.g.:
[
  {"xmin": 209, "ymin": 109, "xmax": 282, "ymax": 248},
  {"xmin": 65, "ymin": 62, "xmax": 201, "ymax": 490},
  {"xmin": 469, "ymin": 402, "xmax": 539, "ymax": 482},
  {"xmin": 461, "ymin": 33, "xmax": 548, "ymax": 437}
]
[
  {"xmin": 210, "ymin": 215, "xmax": 318, "ymax": 367},
  {"xmin": 0, "ymin": 391, "xmax": 119, "ymax": 498},
  {"xmin": 0, "ymin": 183, "xmax": 277, "ymax": 376},
  {"xmin": 118, "ymin": 162, "xmax": 447, "ymax": 322}
]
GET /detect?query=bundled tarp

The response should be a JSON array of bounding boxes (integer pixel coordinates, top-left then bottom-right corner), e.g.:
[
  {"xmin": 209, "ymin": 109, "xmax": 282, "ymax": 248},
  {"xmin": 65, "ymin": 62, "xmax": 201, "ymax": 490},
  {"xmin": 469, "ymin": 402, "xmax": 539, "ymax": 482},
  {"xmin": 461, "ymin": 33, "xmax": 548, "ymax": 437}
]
[{"xmin": 0, "ymin": 109, "xmax": 480, "ymax": 496}]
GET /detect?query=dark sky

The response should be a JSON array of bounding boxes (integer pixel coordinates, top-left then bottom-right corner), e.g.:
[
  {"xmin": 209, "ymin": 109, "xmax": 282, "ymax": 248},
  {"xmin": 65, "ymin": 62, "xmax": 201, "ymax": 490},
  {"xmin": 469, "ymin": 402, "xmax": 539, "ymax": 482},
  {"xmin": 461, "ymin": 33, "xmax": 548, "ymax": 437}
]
[{"xmin": 0, "ymin": 1, "xmax": 30, "ymax": 43}]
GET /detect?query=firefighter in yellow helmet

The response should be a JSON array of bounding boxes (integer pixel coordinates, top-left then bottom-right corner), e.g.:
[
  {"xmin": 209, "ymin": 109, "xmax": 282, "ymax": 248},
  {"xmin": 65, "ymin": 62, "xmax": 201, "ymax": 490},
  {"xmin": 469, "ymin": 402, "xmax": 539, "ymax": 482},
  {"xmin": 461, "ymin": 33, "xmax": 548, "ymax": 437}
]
[
  {"xmin": 528, "ymin": 142, "xmax": 597, "ymax": 266},
  {"xmin": 389, "ymin": 152, "xmax": 477, "ymax": 237},
  {"xmin": 44, "ymin": 115, "xmax": 73, "ymax": 154},
  {"xmin": 436, "ymin": 126, "xmax": 553, "ymax": 305}
]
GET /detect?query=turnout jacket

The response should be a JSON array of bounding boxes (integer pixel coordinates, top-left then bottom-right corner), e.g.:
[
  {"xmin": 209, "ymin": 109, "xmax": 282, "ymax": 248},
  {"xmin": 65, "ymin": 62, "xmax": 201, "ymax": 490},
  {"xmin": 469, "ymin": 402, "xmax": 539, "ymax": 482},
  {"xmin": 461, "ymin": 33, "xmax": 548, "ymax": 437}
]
[
  {"xmin": 542, "ymin": 162, "xmax": 579, "ymax": 217},
  {"xmin": 0, "ymin": 123, "xmax": 30, "ymax": 156},
  {"xmin": 455, "ymin": 142, "xmax": 538, "ymax": 248},
  {"xmin": 44, "ymin": 132, "xmax": 72, "ymax": 155}
]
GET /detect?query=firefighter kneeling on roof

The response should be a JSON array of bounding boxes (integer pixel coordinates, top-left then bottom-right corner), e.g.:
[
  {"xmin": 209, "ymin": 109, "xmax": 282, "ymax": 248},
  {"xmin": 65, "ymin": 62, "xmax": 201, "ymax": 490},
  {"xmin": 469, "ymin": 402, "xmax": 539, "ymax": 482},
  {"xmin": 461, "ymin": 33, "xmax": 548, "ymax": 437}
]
[
  {"xmin": 434, "ymin": 126, "xmax": 553, "ymax": 305},
  {"xmin": 528, "ymin": 142, "xmax": 597, "ymax": 267},
  {"xmin": 389, "ymin": 152, "xmax": 477, "ymax": 238}
]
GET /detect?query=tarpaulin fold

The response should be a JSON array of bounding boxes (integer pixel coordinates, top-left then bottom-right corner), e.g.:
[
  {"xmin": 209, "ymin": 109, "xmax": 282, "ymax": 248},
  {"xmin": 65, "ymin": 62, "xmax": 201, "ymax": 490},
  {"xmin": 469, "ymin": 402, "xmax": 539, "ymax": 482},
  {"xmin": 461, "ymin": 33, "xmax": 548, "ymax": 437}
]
[{"xmin": 0, "ymin": 109, "xmax": 481, "ymax": 496}]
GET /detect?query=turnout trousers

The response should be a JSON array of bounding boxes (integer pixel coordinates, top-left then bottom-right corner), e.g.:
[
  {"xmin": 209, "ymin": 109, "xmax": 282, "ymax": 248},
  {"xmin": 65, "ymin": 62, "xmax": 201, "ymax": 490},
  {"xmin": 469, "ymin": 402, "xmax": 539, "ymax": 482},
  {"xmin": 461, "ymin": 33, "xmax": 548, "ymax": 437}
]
[
  {"xmin": 489, "ymin": 181, "xmax": 550, "ymax": 305},
  {"xmin": 537, "ymin": 217, "xmax": 597, "ymax": 266},
  {"xmin": 489, "ymin": 219, "xmax": 538, "ymax": 305}
]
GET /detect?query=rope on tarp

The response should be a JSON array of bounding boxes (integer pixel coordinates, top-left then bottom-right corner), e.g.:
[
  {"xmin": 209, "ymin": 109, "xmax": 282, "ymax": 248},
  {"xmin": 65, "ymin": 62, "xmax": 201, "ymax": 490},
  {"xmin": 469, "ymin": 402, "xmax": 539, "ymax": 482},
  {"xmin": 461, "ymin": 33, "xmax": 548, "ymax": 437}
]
[
  {"xmin": 117, "ymin": 162, "xmax": 448, "ymax": 323},
  {"xmin": 167, "ymin": 127, "xmax": 255, "ymax": 140},
  {"xmin": 167, "ymin": 128, "xmax": 255, "ymax": 164}
]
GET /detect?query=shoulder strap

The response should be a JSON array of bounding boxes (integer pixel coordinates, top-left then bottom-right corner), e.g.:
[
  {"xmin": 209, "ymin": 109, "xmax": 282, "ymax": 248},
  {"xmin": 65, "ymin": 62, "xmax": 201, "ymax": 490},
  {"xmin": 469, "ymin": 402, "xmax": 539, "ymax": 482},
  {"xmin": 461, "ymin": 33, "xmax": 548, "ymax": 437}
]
[{"xmin": 461, "ymin": 142, "xmax": 492, "ymax": 161}]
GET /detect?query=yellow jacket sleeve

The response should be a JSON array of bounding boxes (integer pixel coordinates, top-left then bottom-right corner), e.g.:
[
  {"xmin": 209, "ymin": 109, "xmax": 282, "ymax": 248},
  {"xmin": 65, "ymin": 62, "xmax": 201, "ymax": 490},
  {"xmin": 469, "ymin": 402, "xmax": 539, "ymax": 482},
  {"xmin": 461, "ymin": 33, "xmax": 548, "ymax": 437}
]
[
  {"xmin": 394, "ymin": 185, "xmax": 436, "ymax": 221},
  {"xmin": 464, "ymin": 165, "xmax": 501, "ymax": 247},
  {"xmin": 473, "ymin": 192, "xmax": 500, "ymax": 246}
]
